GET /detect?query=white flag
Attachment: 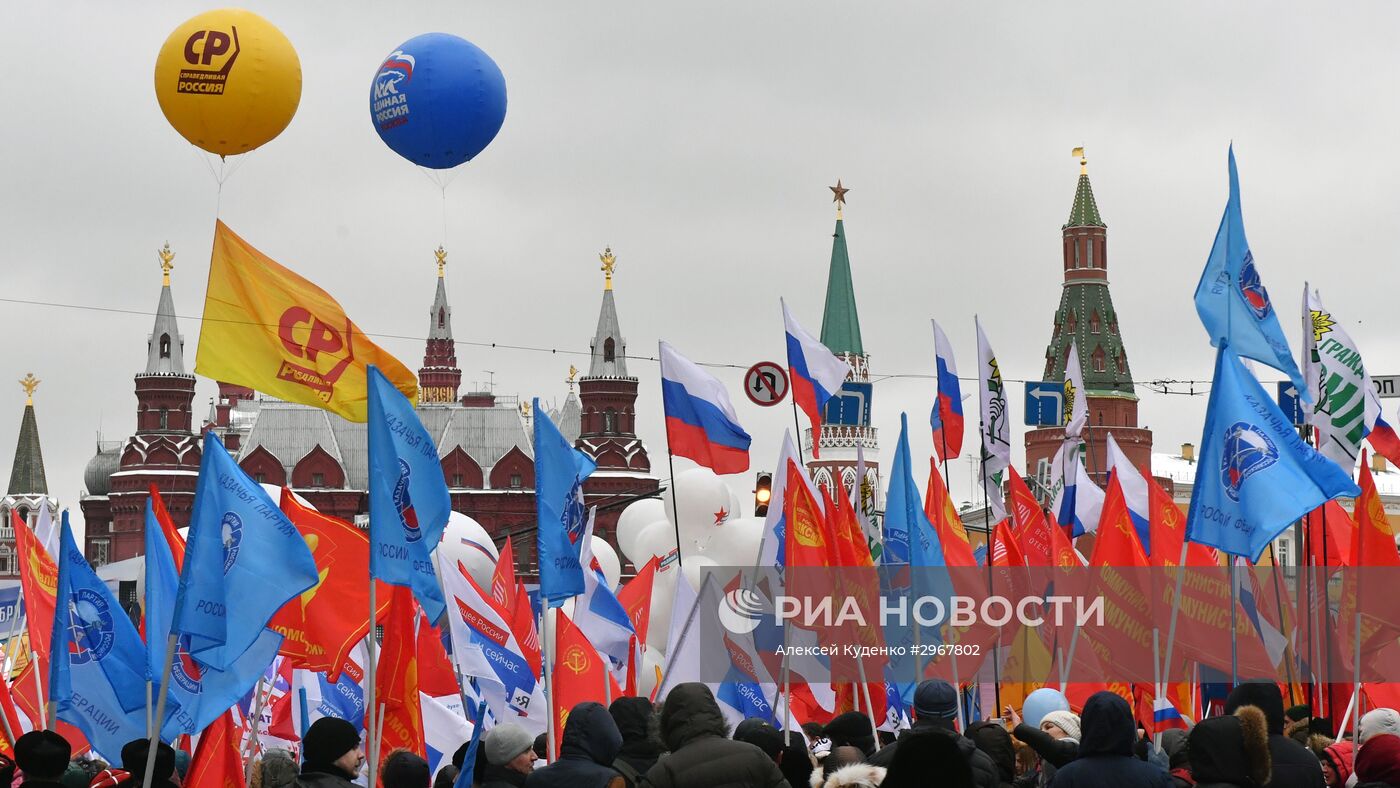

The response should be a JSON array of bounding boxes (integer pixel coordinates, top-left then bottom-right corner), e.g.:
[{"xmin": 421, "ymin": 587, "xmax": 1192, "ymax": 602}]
[
  {"xmin": 1063, "ymin": 342, "xmax": 1088, "ymax": 440},
  {"xmin": 1301, "ymin": 285, "xmax": 1384, "ymax": 469},
  {"xmin": 976, "ymin": 317, "xmax": 1010, "ymax": 522}
]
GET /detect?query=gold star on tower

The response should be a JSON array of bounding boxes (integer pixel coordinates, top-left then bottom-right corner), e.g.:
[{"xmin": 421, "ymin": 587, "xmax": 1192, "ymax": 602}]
[{"xmin": 829, "ymin": 180, "xmax": 850, "ymax": 218}]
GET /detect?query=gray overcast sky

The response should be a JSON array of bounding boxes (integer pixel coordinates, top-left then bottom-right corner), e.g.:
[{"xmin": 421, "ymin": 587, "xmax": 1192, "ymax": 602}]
[{"xmin": 5, "ymin": 2, "xmax": 1400, "ymax": 537}]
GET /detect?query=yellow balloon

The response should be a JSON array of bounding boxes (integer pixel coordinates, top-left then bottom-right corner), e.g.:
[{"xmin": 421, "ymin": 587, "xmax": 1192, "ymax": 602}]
[{"xmin": 154, "ymin": 8, "xmax": 301, "ymax": 156}]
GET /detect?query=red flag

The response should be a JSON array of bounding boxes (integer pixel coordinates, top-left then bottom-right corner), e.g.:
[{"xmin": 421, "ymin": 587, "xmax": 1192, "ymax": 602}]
[
  {"xmin": 12, "ymin": 512, "xmax": 56, "ymax": 665},
  {"xmin": 1147, "ymin": 476, "xmax": 1217, "ymax": 568},
  {"xmin": 1351, "ymin": 456, "xmax": 1399, "ymax": 568},
  {"xmin": 273, "ymin": 488, "xmax": 391, "ymax": 679},
  {"xmin": 616, "ymin": 557, "xmax": 658, "ymax": 646},
  {"xmin": 512, "ymin": 581, "xmax": 542, "ymax": 678},
  {"xmin": 150, "ymin": 485, "xmax": 186, "ymax": 570},
  {"xmin": 991, "ymin": 518, "xmax": 1027, "ymax": 568},
  {"xmin": 1304, "ymin": 501, "xmax": 1353, "ymax": 571},
  {"xmin": 925, "ymin": 461, "xmax": 977, "ymax": 567},
  {"xmin": 11, "ymin": 662, "xmax": 89, "ymax": 756},
  {"xmin": 185, "ymin": 711, "xmax": 246, "ymax": 788},
  {"xmin": 1090, "ymin": 473, "xmax": 1150, "ymax": 569},
  {"xmin": 1006, "ymin": 467, "xmax": 1046, "ymax": 547},
  {"xmin": 784, "ymin": 459, "xmax": 830, "ymax": 570},
  {"xmin": 492, "ymin": 538, "xmax": 518, "ymax": 609},
  {"xmin": 372, "ymin": 587, "xmax": 425, "ymax": 762},
  {"xmin": 0, "ymin": 672, "xmax": 21, "ymax": 756},
  {"xmin": 416, "ymin": 612, "xmax": 459, "ymax": 699},
  {"xmin": 551, "ymin": 612, "xmax": 622, "ymax": 758}
]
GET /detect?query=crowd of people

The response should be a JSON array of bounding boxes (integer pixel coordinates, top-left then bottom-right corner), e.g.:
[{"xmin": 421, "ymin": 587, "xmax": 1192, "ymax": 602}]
[{"xmin": 10, "ymin": 682, "xmax": 1400, "ymax": 787}]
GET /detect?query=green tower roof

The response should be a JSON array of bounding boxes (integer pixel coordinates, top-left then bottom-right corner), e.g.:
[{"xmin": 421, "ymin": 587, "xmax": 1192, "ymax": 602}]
[
  {"xmin": 819, "ymin": 218, "xmax": 864, "ymax": 356},
  {"xmin": 1065, "ymin": 173, "xmax": 1105, "ymax": 228},
  {"xmin": 8, "ymin": 403, "xmax": 47, "ymax": 496}
]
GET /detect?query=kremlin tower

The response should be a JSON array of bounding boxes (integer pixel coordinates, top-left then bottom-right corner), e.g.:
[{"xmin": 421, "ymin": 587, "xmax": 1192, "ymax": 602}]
[
  {"xmin": 2, "ymin": 374, "xmax": 56, "ymax": 577},
  {"xmin": 81, "ymin": 245, "xmax": 202, "ymax": 565},
  {"xmin": 1024, "ymin": 151, "xmax": 1152, "ymax": 488},
  {"xmin": 807, "ymin": 182, "xmax": 880, "ymax": 511}
]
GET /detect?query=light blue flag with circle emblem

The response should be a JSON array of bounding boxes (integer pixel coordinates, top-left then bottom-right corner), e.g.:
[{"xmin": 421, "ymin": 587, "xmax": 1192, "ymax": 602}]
[
  {"xmin": 146, "ymin": 497, "xmax": 282, "ymax": 740},
  {"xmin": 535, "ymin": 398, "xmax": 596, "ymax": 607},
  {"xmin": 1186, "ymin": 347, "xmax": 1358, "ymax": 560},
  {"xmin": 49, "ymin": 515, "xmax": 150, "ymax": 760},
  {"xmin": 173, "ymin": 432, "xmax": 318, "ymax": 670},
  {"xmin": 368, "ymin": 364, "xmax": 451, "ymax": 623},
  {"xmin": 1193, "ymin": 145, "xmax": 1309, "ymax": 399}
]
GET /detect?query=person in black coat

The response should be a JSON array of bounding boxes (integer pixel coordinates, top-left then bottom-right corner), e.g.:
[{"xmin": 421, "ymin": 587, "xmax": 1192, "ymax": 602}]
[
  {"xmin": 638, "ymin": 683, "xmax": 789, "ymax": 788},
  {"xmin": 525, "ymin": 702, "xmax": 625, "ymax": 788},
  {"xmin": 868, "ymin": 680, "xmax": 1001, "ymax": 788},
  {"xmin": 1188, "ymin": 706, "xmax": 1271, "ymax": 788},
  {"xmin": 883, "ymin": 732, "xmax": 975, "ymax": 788},
  {"xmin": 14, "ymin": 731, "xmax": 68, "ymax": 788},
  {"xmin": 610, "ymin": 697, "xmax": 662, "ymax": 788},
  {"xmin": 966, "ymin": 721, "xmax": 1018, "ymax": 788},
  {"xmin": 1225, "ymin": 684, "xmax": 1325, "ymax": 788},
  {"xmin": 1047, "ymin": 691, "xmax": 1172, "ymax": 788},
  {"xmin": 823, "ymin": 712, "xmax": 877, "ymax": 759}
]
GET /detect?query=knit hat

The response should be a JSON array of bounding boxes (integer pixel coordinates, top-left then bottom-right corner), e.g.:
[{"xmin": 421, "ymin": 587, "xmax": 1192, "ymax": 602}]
[
  {"xmin": 15, "ymin": 730, "xmax": 71, "ymax": 779},
  {"xmin": 1357, "ymin": 734, "xmax": 1400, "ymax": 787},
  {"xmin": 1285, "ymin": 704, "xmax": 1311, "ymax": 722},
  {"xmin": 380, "ymin": 750, "xmax": 429, "ymax": 788},
  {"xmin": 823, "ymin": 711, "xmax": 876, "ymax": 756},
  {"xmin": 486, "ymin": 724, "xmax": 536, "ymax": 766},
  {"xmin": 913, "ymin": 679, "xmax": 959, "ymax": 720},
  {"xmin": 302, "ymin": 717, "xmax": 362, "ymax": 768},
  {"xmin": 1040, "ymin": 710, "xmax": 1082, "ymax": 741}
]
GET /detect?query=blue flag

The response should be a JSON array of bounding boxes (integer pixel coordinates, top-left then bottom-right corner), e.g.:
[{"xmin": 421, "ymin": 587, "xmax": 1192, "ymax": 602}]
[
  {"xmin": 1194, "ymin": 146, "xmax": 1308, "ymax": 398},
  {"xmin": 49, "ymin": 514, "xmax": 149, "ymax": 760},
  {"xmin": 453, "ymin": 700, "xmax": 489, "ymax": 788},
  {"xmin": 146, "ymin": 498, "xmax": 281, "ymax": 740},
  {"xmin": 367, "ymin": 365, "xmax": 451, "ymax": 622},
  {"xmin": 535, "ymin": 399, "xmax": 596, "ymax": 607},
  {"xmin": 173, "ymin": 432, "xmax": 318, "ymax": 670},
  {"xmin": 1186, "ymin": 347, "xmax": 1359, "ymax": 560},
  {"xmin": 882, "ymin": 413, "xmax": 944, "ymax": 569}
]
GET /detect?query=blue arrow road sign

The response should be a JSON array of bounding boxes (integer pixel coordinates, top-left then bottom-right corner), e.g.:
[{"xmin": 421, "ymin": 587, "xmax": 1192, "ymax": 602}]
[
  {"xmin": 1024, "ymin": 381, "xmax": 1065, "ymax": 427},
  {"xmin": 1277, "ymin": 381, "xmax": 1306, "ymax": 427}
]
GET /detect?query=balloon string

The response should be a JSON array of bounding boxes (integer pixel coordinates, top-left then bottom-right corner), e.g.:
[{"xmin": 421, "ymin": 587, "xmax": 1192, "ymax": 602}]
[
  {"xmin": 215, "ymin": 157, "xmax": 226, "ymax": 220},
  {"xmin": 441, "ymin": 183, "xmax": 448, "ymax": 249}
]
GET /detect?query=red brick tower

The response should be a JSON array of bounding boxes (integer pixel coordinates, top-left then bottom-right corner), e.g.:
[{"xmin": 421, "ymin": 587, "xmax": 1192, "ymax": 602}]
[
  {"xmin": 419, "ymin": 246, "xmax": 463, "ymax": 405},
  {"xmin": 82, "ymin": 244, "xmax": 202, "ymax": 565},
  {"xmin": 1024, "ymin": 152, "xmax": 1153, "ymax": 489}
]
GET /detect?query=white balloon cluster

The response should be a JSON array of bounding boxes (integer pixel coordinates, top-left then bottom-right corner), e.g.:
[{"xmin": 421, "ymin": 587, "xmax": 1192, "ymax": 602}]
[{"xmin": 614, "ymin": 467, "xmax": 767, "ymax": 699}]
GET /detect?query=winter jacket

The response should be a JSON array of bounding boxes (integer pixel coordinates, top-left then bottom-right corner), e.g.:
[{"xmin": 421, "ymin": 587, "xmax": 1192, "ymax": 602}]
[
  {"xmin": 1049, "ymin": 692, "xmax": 1172, "ymax": 788},
  {"xmin": 638, "ymin": 683, "xmax": 790, "ymax": 788},
  {"xmin": 867, "ymin": 716, "xmax": 1001, "ymax": 788},
  {"xmin": 1159, "ymin": 727, "xmax": 1194, "ymax": 788},
  {"xmin": 966, "ymin": 721, "xmax": 1018, "ymax": 788},
  {"xmin": 1188, "ymin": 706, "xmax": 1272, "ymax": 788},
  {"xmin": 1355, "ymin": 734, "xmax": 1400, "ymax": 788},
  {"xmin": 480, "ymin": 762, "xmax": 531, "ymax": 788},
  {"xmin": 296, "ymin": 770, "xmax": 359, "ymax": 788},
  {"xmin": 525, "ymin": 702, "xmax": 625, "ymax": 788},
  {"xmin": 1262, "ymin": 734, "xmax": 1326, "ymax": 788},
  {"xmin": 1013, "ymin": 722, "xmax": 1080, "ymax": 768},
  {"xmin": 610, "ymin": 696, "xmax": 662, "ymax": 787}
]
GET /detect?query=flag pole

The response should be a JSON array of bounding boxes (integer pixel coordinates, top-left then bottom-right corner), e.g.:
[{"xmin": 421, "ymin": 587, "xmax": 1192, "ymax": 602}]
[
  {"xmin": 542, "ymin": 607, "xmax": 557, "ymax": 762},
  {"xmin": 1228, "ymin": 559, "xmax": 1239, "ymax": 686},
  {"xmin": 856, "ymin": 656, "xmax": 879, "ymax": 747},
  {"xmin": 1266, "ymin": 545, "xmax": 1298, "ymax": 705},
  {"xmin": 242, "ymin": 676, "xmax": 267, "ymax": 788},
  {"xmin": 658, "ymin": 343, "xmax": 687, "ymax": 568},
  {"xmin": 141, "ymin": 634, "xmax": 178, "ymax": 788},
  {"xmin": 978, "ymin": 451, "xmax": 1002, "ymax": 713},
  {"xmin": 365, "ymin": 580, "xmax": 378, "ymax": 788},
  {"xmin": 1351, "ymin": 500, "xmax": 1364, "ymax": 774},
  {"xmin": 1321, "ymin": 504, "xmax": 1336, "ymax": 719}
]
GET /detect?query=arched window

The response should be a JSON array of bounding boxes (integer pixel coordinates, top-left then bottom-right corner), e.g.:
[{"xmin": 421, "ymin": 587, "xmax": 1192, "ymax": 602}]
[
  {"xmin": 604, "ymin": 408, "xmax": 617, "ymax": 434},
  {"xmin": 603, "ymin": 337, "xmax": 616, "ymax": 363},
  {"xmin": 437, "ymin": 308, "xmax": 446, "ymax": 330},
  {"xmin": 1092, "ymin": 346, "xmax": 1107, "ymax": 373},
  {"xmin": 0, "ymin": 546, "xmax": 14, "ymax": 575},
  {"xmin": 1090, "ymin": 311, "xmax": 1101, "ymax": 334},
  {"xmin": 1065, "ymin": 311, "xmax": 1077, "ymax": 333},
  {"xmin": 159, "ymin": 409, "xmax": 169, "ymax": 430},
  {"xmin": 159, "ymin": 334, "xmax": 171, "ymax": 359},
  {"xmin": 1117, "ymin": 349, "xmax": 1127, "ymax": 374}
]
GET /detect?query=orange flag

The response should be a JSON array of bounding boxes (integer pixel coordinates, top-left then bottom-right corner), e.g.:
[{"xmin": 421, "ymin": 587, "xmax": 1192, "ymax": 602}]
[
  {"xmin": 186, "ymin": 711, "xmax": 246, "ymax": 788},
  {"xmin": 784, "ymin": 459, "xmax": 830, "ymax": 571},
  {"xmin": 1305, "ymin": 500, "xmax": 1353, "ymax": 572},
  {"xmin": 512, "ymin": 580, "xmax": 542, "ymax": 678},
  {"xmin": 551, "ymin": 611, "xmax": 621, "ymax": 758},
  {"xmin": 1352, "ymin": 455, "xmax": 1399, "ymax": 568},
  {"xmin": 925, "ymin": 461, "xmax": 977, "ymax": 567},
  {"xmin": 273, "ymin": 488, "xmax": 390, "ymax": 680},
  {"xmin": 13, "ymin": 511, "xmax": 56, "ymax": 665},
  {"xmin": 195, "ymin": 220, "xmax": 417, "ymax": 422},
  {"xmin": 616, "ymin": 556, "xmax": 658, "ymax": 646},
  {"xmin": 150, "ymin": 486, "xmax": 186, "ymax": 570},
  {"xmin": 373, "ymin": 587, "xmax": 425, "ymax": 762},
  {"xmin": 416, "ymin": 612, "xmax": 460, "ymax": 699}
]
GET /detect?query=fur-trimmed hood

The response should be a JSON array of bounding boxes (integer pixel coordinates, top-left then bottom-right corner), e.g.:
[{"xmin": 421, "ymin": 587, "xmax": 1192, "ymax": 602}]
[
  {"xmin": 1189, "ymin": 705, "xmax": 1272, "ymax": 788},
  {"xmin": 809, "ymin": 763, "xmax": 887, "ymax": 788}
]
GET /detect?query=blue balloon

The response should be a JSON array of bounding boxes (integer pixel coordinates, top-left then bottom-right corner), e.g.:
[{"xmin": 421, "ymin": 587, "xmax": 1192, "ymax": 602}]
[
  {"xmin": 370, "ymin": 33, "xmax": 507, "ymax": 169},
  {"xmin": 1021, "ymin": 687, "xmax": 1071, "ymax": 728}
]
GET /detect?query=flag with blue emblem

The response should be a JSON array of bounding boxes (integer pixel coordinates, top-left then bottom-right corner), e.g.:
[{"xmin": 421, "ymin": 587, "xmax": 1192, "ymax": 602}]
[
  {"xmin": 173, "ymin": 432, "xmax": 318, "ymax": 670},
  {"xmin": 146, "ymin": 497, "xmax": 282, "ymax": 740},
  {"xmin": 49, "ymin": 516, "xmax": 148, "ymax": 760},
  {"xmin": 1194, "ymin": 146, "xmax": 1308, "ymax": 397},
  {"xmin": 535, "ymin": 399, "xmax": 597, "ymax": 607},
  {"xmin": 368, "ymin": 364, "xmax": 452, "ymax": 622},
  {"xmin": 1186, "ymin": 347, "xmax": 1359, "ymax": 560},
  {"xmin": 883, "ymin": 413, "xmax": 945, "ymax": 569}
]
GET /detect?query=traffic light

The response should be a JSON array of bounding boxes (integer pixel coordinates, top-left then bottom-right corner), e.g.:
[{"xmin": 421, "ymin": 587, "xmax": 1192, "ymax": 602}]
[{"xmin": 753, "ymin": 471, "xmax": 773, "ymax": 517}]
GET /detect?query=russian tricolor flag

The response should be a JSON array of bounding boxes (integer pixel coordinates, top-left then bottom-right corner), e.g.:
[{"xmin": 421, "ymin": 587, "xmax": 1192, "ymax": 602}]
[
  {"xmin": 782, "ymin": 299, "xmax": 851, "ymax": 459},
  {"xmin": 659, "ymin": 341, "xmax": 752, "ymax": 474},
  {"xmin": 1152, "ymin": 696, "xmax": 1189, "ymax": 732},
  {"xmin": 1105, "ymin": 433, "xmax": 1151, "ymax": 554},
  {"xmin": 930, "ymin": 320, "xmax": 964, "ymax": 463}
]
